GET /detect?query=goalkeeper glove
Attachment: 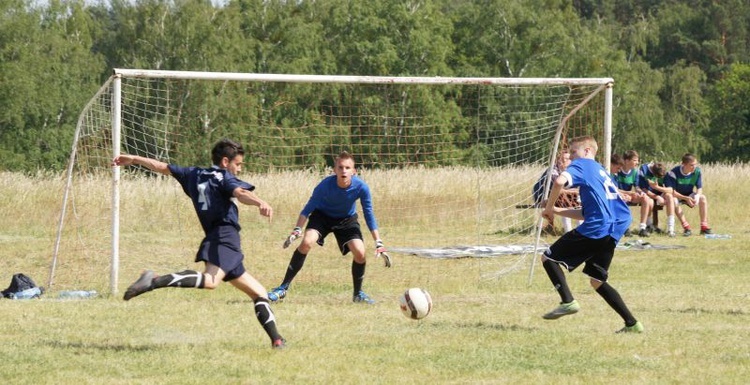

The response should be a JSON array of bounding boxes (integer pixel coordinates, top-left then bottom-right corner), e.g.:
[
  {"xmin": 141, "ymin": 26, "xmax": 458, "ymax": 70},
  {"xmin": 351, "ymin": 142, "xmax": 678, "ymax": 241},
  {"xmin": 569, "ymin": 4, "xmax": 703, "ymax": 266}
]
[
  {"xmin": 375, "ymin": 239, "xmax": 392, "ymax": 268},
  {"xmin": 283, "ymin": 227, "xmax": 302, "ymax": 249}
]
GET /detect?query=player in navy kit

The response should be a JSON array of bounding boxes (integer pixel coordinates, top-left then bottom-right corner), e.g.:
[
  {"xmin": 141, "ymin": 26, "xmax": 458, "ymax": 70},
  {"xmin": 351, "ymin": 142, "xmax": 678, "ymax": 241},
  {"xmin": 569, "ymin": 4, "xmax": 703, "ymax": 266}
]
[
  {"xmin": 268, "ymin": 151, "xmax": 391, "ymax": 304},
  {"xmin": 615, "ymin": 150, "xmax": 654, "ymax": 237},
  {"xmin": 540, "ymin": 136, "xmax": 643, "ymax": 333},
  {"xmin": 113, "ymin": 139, "xmax": 286, "ymax": 349},
  {"xmin": 638, "ymin": 161, "xmax": 677, "ymax": 236},
  {"xmin": 664, "ymin": 153, "xmax": 713, "ymax": 236}
]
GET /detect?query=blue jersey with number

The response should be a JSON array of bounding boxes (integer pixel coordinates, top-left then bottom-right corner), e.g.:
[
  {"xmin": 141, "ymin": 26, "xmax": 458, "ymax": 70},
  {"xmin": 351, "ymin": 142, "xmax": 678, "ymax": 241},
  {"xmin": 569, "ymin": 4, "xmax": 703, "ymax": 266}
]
[
  {"xmin": 168, "ymin": 165, "xmax": 254, "ymax": 234},
  {"xmin": 301, "ymin": 175, "xmax": 378, "ymax": 231},
  {"xmin": 562, "ymin": 158, "xmax": 631, "ymax": 240}
]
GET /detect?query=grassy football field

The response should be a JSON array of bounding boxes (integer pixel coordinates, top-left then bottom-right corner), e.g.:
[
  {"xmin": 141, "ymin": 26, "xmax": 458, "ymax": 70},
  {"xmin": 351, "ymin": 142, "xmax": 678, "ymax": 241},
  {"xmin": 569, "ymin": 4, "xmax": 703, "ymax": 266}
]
[{"xmin": 0, "ymin": 165, "xmax": 748, "ymax": 384}]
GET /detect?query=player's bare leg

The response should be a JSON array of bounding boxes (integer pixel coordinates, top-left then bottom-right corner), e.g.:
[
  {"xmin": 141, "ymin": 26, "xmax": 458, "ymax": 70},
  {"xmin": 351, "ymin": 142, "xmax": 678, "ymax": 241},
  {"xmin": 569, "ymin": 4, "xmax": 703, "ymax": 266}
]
[{"xmin": 697, "ymin": 194, "xmax": 712, "ymax": 234}]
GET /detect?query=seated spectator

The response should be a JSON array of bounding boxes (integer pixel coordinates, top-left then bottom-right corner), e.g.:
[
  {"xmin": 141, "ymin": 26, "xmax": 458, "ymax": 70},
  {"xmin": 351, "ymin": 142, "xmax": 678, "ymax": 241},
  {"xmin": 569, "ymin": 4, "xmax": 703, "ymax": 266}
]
[
  {"xmin": 664, "ymin": 153, "xmax": 713, "ymax": 236},
  {"xmin": 609, "ymin": 153, "xmax": 627, "ymax": 184},
  {"xmin": 614, "ymin": 150, "xmax": 654, "ymax": 237},
  {"xmin": 638, "ymin": 161, "xmax": 677, "ymax": 237},
  {"xmin": 533, "ymin": 151, "xmax": 578, "ymax": 233}
]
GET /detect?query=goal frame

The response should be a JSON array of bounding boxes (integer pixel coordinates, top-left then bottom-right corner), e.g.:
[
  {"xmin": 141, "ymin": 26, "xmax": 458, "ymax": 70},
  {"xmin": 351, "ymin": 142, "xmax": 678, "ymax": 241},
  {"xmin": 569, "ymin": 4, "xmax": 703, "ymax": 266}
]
[{"xmin": 51, "ymin": 68, "xmax": 613, "ymax": 294}]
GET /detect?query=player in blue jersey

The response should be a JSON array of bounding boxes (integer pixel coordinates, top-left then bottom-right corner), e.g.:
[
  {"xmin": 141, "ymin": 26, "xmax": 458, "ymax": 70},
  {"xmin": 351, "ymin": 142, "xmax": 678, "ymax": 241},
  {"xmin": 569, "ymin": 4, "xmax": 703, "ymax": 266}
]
[
  {"xmin": 113, "ymin": 139, "xmax": 286, "ymax": 349},
  {"xmin": 664, "ymin": 153, "xmax": 713, "ymax": 236},
  {"xmin": 615, "ymin": 150, "xmax": 654, "ymax": 237},
  {"xmin": 267, "ymin": 151, "xmax": 390, "ymax": 304},
  {"xmin": 637, "ymin": 161, "xmax": 677, "ymax": 237},
  {"xmin": 540, "ymin": 136, "xmax": 643, "ymax": 333}
]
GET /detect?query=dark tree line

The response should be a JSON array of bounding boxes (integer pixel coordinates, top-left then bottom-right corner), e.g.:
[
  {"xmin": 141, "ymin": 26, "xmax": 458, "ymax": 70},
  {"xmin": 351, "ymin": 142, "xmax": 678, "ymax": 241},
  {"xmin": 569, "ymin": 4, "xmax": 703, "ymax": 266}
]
[{"xmin": 1, "ymin": 0, "xmax": 749, "ymax": 171}]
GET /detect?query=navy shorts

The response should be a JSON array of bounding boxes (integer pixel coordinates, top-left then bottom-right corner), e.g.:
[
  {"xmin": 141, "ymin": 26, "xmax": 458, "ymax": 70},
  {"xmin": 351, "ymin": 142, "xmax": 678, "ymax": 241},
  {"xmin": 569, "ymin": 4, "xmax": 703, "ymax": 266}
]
[
  {"xmin": 195, "ymin": 225, "xmax": 246, "ymax": 281},
  {"xmin": 543, "ymin": 229, "xmax": 616, "ymax": 282},
  {"xmin": 307, "ymin": 210, "xmax": 363, "ymax": 255}
]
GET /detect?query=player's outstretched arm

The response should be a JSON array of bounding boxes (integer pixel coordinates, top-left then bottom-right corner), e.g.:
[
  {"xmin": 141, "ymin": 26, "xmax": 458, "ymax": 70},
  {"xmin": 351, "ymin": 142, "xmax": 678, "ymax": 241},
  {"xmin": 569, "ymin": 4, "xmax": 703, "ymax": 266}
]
[
  {"xmin": 553, "ymin": 207, "xmax": 584, "ymax": 220},
  {"xmin": 113, "ymin": 154, "xmax": 171, "ymax": 176},
  {"xmin": 371, "ymin": 229, "xmax": 392, "ymax": 268},
  {"xmin": 234, "ymin": 188, "xmax": 273, "ymax": 222},
  {"xmin": 542, "ymin": 175, "xmax": 566, "ymax": 223}
]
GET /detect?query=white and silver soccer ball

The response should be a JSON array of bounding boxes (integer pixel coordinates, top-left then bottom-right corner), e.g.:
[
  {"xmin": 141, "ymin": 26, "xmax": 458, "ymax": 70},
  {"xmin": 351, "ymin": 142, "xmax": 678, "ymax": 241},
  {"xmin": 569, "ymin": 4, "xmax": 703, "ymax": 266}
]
[{"xmin": 399, "ymin": 288, "xmax": 433, "ymax": 320}]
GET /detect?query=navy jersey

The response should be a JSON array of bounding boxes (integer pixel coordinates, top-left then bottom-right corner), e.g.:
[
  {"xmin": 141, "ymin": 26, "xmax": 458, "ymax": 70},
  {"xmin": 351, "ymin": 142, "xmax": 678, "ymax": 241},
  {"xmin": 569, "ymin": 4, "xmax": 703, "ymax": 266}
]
[
  {"xmin": 561, "ymin": 158, "xmax": 631, "ymax": 240},
  {"xmin": 664, "ymin": 165, "xmax": 702, "ymax": 196},
  {"xmin": 301, "ymin": 175, "xmax": 378, "ymax": 231},
  {"xmin": 168, "ymin": 165, "xmax": 254, "ymax": 234},
  {"xmin": 637, "ymin": 163, "xmax": 663, "ymax": 193},
  {"xmin": 615, "ymin": 168, "xmax": 639, "ymax": 191}
]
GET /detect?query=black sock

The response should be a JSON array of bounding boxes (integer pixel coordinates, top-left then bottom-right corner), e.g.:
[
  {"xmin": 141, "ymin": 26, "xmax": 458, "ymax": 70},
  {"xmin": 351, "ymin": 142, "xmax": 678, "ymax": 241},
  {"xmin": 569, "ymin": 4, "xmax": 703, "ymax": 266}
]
[
  {"xmin": 152, "ymin": 270, "xmax": 205, "ymax": 289},
  {"xmin": 596, "ymin": 282, "xmax": 637, "ymax": 326},
  {"xmin": 542, "ymin": 259, "xmax": 574, "ymax": 303},
  {"xmin": 254, "ymin": 298, "xmax": 282, "ymax": 342},
  {"xmin": 352, "ymin": 260, "xmax": 365, "ymax": 295},
  {"xmin": 281, "ymin": 250, "xmax": 307, "ymax": 287}
]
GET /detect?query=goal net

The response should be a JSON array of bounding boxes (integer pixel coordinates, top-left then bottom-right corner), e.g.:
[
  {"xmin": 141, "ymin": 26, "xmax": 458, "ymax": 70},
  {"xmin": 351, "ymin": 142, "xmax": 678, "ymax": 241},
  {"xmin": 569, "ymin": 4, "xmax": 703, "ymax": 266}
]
[{"xmin": 51, "ymin": 69, "xmax": 612, "ymax": 294}]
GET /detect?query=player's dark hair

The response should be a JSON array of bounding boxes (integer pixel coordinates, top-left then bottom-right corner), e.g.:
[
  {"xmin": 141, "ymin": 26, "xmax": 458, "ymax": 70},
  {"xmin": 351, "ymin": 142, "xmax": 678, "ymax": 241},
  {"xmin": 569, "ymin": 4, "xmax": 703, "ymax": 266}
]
[
  {"xmin": 336, "ymin": 151, "xmax": 355, "ymax": 165},
  {"xmin": 212, "ymin": 138, "xmax": 245, "ymax": 165},
  {"xmin": 611, "ymin": 153, "xmax": 624, "ymax": 167},
  {"xmin": 651, "ymin": 162, "xmax": 667, "ymax": 178},
  {"xmin": 682, "ymin": 153, "xmax": 696, "ymax": 164},
  {"xmin": 623, "ymin": 150, "xmax": 639, "ymax": 161}
]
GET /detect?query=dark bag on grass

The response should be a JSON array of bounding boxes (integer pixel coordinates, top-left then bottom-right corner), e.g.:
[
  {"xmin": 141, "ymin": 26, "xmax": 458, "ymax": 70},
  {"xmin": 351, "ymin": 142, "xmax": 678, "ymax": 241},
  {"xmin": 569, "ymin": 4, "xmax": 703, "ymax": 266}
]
[{"xmin": 1, "ymin": 273, "xmax": 43, "ymax": 299}]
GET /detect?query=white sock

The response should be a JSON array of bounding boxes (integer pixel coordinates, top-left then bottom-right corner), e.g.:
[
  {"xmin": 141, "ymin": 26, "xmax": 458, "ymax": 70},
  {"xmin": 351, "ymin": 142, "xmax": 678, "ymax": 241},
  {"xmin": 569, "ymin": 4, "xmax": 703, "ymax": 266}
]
[{"xmin": 561, "ymin": 217, "xmax": 572, "ymax": 232}]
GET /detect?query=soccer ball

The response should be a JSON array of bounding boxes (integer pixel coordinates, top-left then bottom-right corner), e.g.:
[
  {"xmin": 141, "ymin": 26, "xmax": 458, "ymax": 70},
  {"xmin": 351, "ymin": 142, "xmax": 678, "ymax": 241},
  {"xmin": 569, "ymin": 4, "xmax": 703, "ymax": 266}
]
[{"xmin": 399, "ymin": 288, "xmax": 433, "ymax": 320}]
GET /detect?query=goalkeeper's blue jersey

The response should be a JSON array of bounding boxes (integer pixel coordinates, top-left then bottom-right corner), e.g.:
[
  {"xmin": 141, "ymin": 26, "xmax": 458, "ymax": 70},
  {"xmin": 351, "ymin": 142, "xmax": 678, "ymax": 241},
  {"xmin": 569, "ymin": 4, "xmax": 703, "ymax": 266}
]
[
  {"xmin": 168, "ymin": 165, "xmax": 254, "ymax": 234},
  {"xmin": 561, "ymin": 158, "xmax": 631, "ymax": 241},
  {"xmin": 301, "ymin": 175, "xmax": 378, "ymax": 231}
]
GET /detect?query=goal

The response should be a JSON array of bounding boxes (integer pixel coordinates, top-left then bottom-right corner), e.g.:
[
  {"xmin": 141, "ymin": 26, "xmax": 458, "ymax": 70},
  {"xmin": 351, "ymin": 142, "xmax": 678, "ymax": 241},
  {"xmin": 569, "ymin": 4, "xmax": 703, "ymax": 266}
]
[{"xmin": 50, "ymin": 69, "xmax": 613, "ymax": 294}]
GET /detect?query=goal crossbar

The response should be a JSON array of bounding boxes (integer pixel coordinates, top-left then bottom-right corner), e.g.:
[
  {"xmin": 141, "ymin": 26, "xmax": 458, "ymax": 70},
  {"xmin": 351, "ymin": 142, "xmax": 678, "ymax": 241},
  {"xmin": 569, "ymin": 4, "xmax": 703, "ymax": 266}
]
[
  {"xmin": 52, "ymin": 69, "xmax": 614, "ymax": 295},
  {"xmin": 114, "ymin": 68, "xmax": 613, "ymax": 86}
]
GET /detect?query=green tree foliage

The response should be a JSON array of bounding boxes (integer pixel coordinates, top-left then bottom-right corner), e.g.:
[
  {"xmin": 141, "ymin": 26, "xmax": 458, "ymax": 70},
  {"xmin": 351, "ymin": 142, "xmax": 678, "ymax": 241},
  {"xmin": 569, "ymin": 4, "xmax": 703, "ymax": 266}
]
[
  {"xmin": 649, "ymin": 0, "xmax": 750, "ymax": 80},
  {"xmin": 0, "ymin": 0, "xmax": 749, "ymax": 171},
  {"xmin": 706, "ymin": 63, "xmax": 750, "ymax": 162},
  {"xmin": 659, "ymin": 62, "xmax": 711, "ymax": 156},
  {"xmin": 0, "ymin": 0, "xmax": 104, "ymax": 171}
]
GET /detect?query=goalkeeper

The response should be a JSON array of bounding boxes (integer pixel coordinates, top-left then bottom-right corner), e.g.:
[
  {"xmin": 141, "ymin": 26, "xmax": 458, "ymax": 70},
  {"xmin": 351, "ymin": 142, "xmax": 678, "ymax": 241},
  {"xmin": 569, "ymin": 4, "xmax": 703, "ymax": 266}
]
[{"xmin": 269, "ymin": 151, "xmax": 390, "ymax": 304}]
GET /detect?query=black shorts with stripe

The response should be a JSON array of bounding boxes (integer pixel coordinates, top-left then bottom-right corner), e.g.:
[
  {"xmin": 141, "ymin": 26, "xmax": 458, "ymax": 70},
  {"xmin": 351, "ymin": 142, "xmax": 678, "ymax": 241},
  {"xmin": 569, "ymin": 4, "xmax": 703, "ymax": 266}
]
[{"xmin": 543, "ymin": 229, "xmax": 616, "ymax": 282}]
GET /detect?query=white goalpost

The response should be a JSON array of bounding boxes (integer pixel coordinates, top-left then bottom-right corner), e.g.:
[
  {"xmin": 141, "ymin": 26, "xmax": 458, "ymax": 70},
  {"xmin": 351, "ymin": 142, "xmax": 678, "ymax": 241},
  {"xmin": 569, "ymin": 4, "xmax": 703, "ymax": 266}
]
[{"xmin": 50, "ymin": 69, "xmax": 613, "ymax": 295}]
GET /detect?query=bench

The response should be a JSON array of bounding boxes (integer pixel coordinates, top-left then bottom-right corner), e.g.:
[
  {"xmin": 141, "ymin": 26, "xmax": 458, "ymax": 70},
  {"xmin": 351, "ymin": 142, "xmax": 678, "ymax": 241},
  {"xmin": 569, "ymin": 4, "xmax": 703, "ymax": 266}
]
[
  {"xmin": 651, "ymin": 204, "xmax": 663, "ymax": 228},
  {"xmin": 627, "ymin": 201, "xmax": 663, "ymax": 229}
]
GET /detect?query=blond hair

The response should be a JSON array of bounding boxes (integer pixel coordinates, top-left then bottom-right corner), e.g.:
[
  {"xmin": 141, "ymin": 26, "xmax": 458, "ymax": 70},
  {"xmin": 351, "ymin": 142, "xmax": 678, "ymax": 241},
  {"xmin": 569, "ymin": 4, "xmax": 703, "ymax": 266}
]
[{"xmin": 570, "ymin": 136, "xmax": 598, "ymax": 155}]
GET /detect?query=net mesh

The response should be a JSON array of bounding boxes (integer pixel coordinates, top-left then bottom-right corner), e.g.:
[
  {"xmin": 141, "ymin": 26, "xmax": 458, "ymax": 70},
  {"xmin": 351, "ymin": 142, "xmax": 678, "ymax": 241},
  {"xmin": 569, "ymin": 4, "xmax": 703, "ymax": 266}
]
[{"xmin": 51, "ymin": 74, "xmax": 609, "ymax": 292}]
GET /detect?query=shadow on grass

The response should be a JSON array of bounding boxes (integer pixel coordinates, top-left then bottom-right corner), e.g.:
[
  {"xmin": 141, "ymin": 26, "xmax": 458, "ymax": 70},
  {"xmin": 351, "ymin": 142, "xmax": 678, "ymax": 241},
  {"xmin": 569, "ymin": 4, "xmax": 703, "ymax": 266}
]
[
  {"xmin": 665, "ymin": 307, "xmax": 747, "ymax": 316},
  {"xmin": 429, "ymin": 320, "xmax": 538, "ymax": 332},
  {"xmin": 42, "ymin": 340, "xmax": 166, "ymax": 353}
]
